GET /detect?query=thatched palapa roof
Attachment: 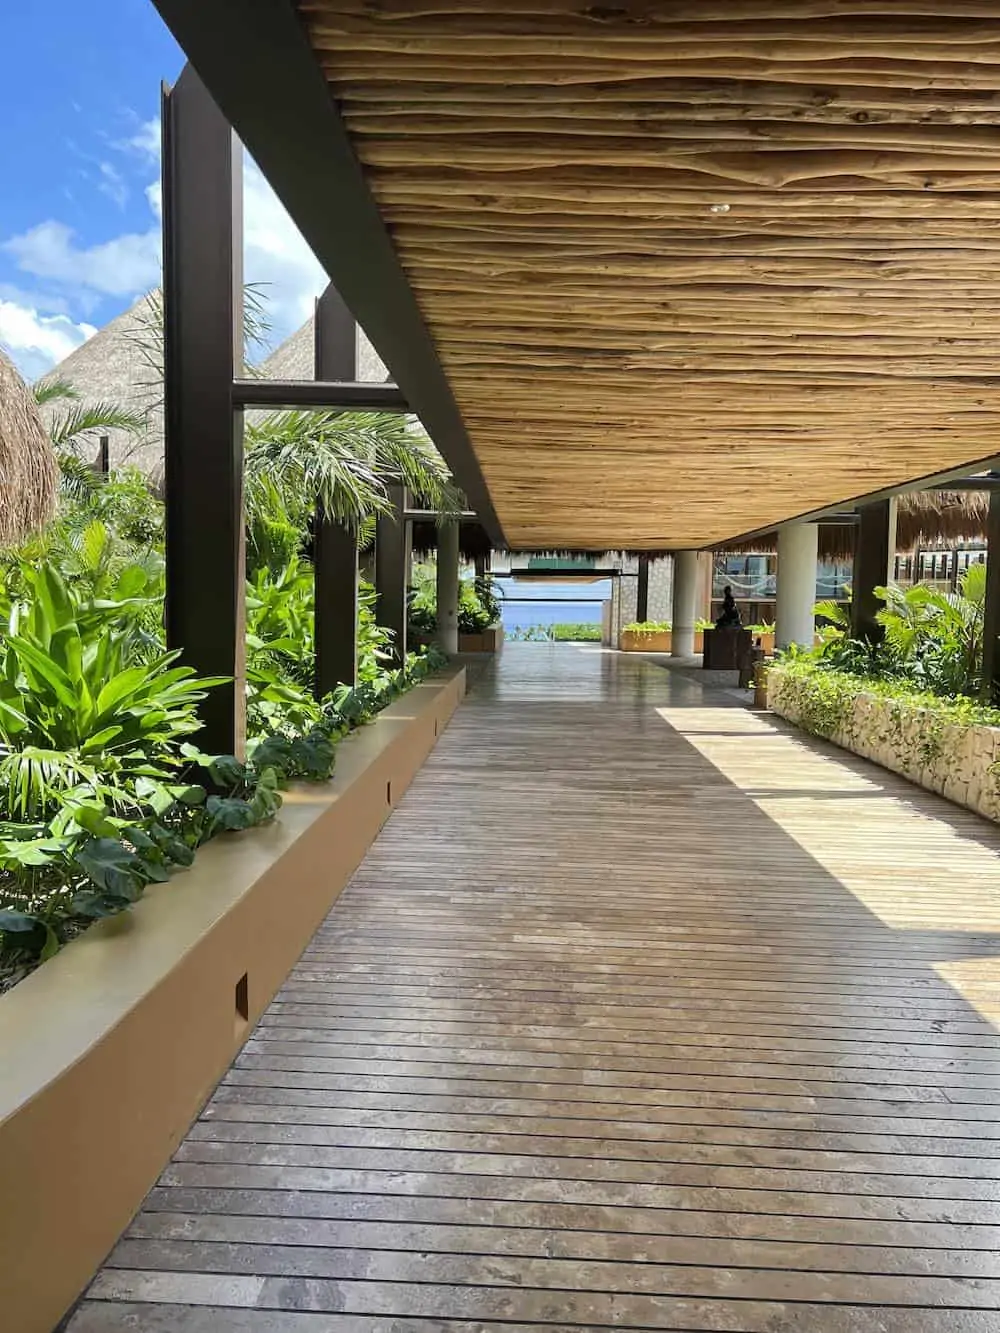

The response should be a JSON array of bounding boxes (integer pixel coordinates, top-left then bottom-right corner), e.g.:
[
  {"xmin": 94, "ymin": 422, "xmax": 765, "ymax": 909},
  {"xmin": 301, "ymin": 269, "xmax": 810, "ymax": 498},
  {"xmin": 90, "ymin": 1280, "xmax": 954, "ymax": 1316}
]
[
  {"xmin": 38, "ymin": 298, "xmax": 391, "ymax": 479},
  {"xmin": 719, "ymin": 489, "xmax": 991, "ymax": 563},
  {"xmin": 897, "ymin": 489, "xmax": 989, "ymax": 550},
  {"xmin": 261, "ymin": 315, "xmax": 388, "ymax": 384},
  {"xmin": 35, "ymin": 293, "xmax": 164, "ymax": 481},
  {"xmin": 0, "ymin": 349, "xmax": 59, "ymax": 547}
]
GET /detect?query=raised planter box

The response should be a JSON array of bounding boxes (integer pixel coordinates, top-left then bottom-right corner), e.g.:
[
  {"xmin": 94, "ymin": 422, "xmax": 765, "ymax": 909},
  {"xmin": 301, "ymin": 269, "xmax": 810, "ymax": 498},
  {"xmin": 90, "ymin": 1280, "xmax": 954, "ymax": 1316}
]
[
  {"xmin": 767, "ymin": 665, "xmax": 1000, "ymax": 823},
  {"xmin": 619, "ymin": 629, "xmax": 705, "ymax": 653},
  {"xmin": 459, "ymin": 624, "xmax": 504, "ymax": 654},
  {"xmin": 0, "ymin": 667, "xmax": 465, "ymax": 1333}
]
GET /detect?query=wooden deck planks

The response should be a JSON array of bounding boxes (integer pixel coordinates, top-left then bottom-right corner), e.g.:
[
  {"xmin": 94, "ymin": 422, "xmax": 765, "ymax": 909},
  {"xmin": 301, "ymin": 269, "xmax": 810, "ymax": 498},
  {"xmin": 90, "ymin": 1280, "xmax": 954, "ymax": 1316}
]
[{"xmin": 69, "ymin": 645, "xmax": 1000, "ymax": 1331}]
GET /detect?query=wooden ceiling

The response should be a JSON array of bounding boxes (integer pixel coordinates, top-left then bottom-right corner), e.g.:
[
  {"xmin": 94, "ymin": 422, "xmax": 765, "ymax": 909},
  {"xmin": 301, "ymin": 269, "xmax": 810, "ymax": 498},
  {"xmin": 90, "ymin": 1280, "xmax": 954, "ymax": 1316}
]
[{"xmin": 298, "ymin": 1, "xmax": 1000, "ymax": 550}]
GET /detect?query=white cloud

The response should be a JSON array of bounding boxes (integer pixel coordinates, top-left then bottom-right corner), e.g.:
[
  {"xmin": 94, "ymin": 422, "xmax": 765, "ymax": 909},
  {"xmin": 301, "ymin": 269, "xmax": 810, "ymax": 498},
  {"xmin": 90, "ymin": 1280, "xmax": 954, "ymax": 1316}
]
[
  {"xmin": 119, "ymin": 118, "xmax": 160, "ymax": 161},
  {"xmin": 3, "ymin": 220, "xmax": 160, "ymax": 298},
  {"xmin": 0, "ymin": 298, "xmax": 96, "ymax": 379},
  {"xmin": 98, "ymin": 162, "xmax": 129, "ymax": 210},
  {"xmin": 0, "ymin": 282, "xmax": 74, "ymax": 318},
  {"xmin": 0, "ymin": 134, "xmax": 327, "ymax": 360},
  {"xmin": 243, "ymin": 158, "xmax": 326, "ymax": 353}
]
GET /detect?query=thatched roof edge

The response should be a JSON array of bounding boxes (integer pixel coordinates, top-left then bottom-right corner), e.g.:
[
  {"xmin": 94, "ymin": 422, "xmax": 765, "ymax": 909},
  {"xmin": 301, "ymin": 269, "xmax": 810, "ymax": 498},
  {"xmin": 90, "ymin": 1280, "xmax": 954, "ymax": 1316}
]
[{"xmin": 0, "ymin": 349, "xmax": 58, "ymax": 547}]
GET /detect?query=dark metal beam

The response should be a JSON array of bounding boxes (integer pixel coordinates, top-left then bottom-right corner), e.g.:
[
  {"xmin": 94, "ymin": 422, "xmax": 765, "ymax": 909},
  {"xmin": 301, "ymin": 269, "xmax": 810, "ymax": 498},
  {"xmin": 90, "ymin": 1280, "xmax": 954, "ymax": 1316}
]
[
  {"xmin": 375, "ymin": 484, "xmax": 409, "ymax": 668},
  {"xmin": 404, "ymin": 509, "xmax": 478, "ymax": 522},
  {"xmin": 232, "ymin": 379, "xmax": 406, "ymax": 411},
  {"xmin": 509, "ymin": 568, "xmax": 628, "ymax": 580},
  {"xmin": 923, "ymin": 475, "xmax": 1000, "ymax": 493},
  {"xmin": 313, "ymin": 285, "xmax": 359, "ymax": 697},
  {"xmin": 982, "ymin": 493, "xmax": 1000, "ymax": 705},
  {"xmin": 149, "ymin": 0, "xmax": 504, "ymax": 548},
  {"xmin": 636, "ymin": 554, "xmax": 650, "ymax": 623},
  {"xmin": 850, "ymin": 499, "xmax": 897, "ymax": 645},
  {"xmin": 162, "ymin": 65, "xmax": 245, "ymax": 757},
  {"xmin": 725, "ymin": 452, "xmax": 1000, "ymax": 548}
]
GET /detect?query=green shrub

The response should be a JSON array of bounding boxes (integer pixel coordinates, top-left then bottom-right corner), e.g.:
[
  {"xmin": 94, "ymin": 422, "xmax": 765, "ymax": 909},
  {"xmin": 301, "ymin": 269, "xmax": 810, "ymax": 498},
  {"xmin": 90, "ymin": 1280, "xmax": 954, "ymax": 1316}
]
[
  {"xmin": 0, "ymin": 564, "xmax": 217, "ymax": 815},
  {"xmin": 812, "ymin": 568, "xmax": 987, "ymax": 699},
  {"xmin": 624, "ymin": 620, "xmax": 670, "ymax": 636},
  {"xmin": 772, "ymin": 657, "xmax": 1000, "ymax": 743},
  {"xmin": 551, "ymin": 623, "xmax": 601, "ymax": 642},
  {"xmin": 409, "ymin": 570, "xmax": 499, "ymax": 638}
]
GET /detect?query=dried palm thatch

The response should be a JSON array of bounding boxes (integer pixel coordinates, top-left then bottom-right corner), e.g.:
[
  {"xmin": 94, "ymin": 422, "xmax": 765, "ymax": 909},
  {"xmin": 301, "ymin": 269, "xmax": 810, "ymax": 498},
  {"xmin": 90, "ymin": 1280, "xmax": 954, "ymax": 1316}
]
[
  {"xmin": 717, "ymin": 525, "xmax": 855, "ymax": 562},
  {"xmin": 0, "ymin": 349, "xmax": 58, "ymax": 547},
  {"xmin": 896, "ymin": 489, "xmax": 989, "ymax": 549},
  {"xmin": 718, "ymin": 488, "xmax": 991, "ymax": 563},
  {"xmin": 301, "ymin": 0, "xmax": 1000, "ymax": 550}
]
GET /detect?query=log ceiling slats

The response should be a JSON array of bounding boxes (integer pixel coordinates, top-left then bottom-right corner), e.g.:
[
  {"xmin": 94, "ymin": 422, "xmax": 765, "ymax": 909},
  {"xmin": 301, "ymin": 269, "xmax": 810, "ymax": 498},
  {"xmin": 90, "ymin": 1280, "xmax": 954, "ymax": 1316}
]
[{"xmin": 298, "ymin": 1, "xmax": 1000, "ymax": 549}]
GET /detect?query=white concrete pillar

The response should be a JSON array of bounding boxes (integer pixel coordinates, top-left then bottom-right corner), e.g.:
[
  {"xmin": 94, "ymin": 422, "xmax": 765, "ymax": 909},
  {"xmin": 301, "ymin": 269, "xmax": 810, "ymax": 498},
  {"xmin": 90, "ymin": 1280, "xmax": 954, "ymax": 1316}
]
[
  {"xmin": 776, "ymin": 521, "xmax": 819, "ymax": 650},
  {"xmin": 435, "ymin": 519, "xmax": 460, "ymax": 655},
  {"xmin": 671, "ymin": 549, "xmax": 700, "ymax": 656}
]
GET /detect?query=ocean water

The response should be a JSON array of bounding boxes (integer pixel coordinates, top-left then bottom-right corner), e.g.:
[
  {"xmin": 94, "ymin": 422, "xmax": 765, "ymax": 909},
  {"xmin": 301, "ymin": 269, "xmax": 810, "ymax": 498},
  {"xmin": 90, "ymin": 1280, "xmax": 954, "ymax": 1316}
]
[
  {"xmin": 500, "ymin": 600, "xmax": 604, "ymax": 631},
  {"xmin": 495, "ymin": 579, "xmax": 610, "ymax": 633}
]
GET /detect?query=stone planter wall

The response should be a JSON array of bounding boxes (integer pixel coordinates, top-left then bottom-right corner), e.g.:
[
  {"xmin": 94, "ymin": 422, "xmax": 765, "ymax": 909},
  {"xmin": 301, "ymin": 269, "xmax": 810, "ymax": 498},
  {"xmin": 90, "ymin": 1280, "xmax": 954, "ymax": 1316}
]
[{"xmin": 768, "ymin": 666, "xmax": 1000, "ymax": 823}]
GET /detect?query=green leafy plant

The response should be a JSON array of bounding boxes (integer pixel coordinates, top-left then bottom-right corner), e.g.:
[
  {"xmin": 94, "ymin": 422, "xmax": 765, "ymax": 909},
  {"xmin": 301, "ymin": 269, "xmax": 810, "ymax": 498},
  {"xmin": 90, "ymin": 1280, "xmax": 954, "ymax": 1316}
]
[
  {"xmin": 458, "ymin": 578, "xmax": 493, "ymax": 634},
  {"xmin": 624, "ymin": 620, "xmax": 671, "ymax": 636},
  {"xmin": 812, "ymin": 568, "xmax": 987, "ymax": 700},
  {"xmin": 551, "ymin": 623, "xmax": 601, "ymax": 642},
  {"xmin": 0, "ymin": 565, "xmax": 217, "ymax": 788}
]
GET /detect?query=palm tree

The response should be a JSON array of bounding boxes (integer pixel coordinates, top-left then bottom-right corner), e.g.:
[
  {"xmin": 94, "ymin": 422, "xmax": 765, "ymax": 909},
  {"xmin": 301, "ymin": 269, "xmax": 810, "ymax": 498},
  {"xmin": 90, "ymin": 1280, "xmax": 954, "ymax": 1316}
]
[
  {"xmin": 32, "ymin": 378, "xmax": 145, "ymax": 455},
  {"xmin": 131, "ymin": 285, "xmax": 462, "ymax": 533}
]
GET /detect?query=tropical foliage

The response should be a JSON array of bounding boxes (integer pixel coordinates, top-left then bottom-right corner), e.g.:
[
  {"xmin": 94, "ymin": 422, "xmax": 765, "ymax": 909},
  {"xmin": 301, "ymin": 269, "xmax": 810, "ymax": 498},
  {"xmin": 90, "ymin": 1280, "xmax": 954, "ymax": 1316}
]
[
  {"xmin": 811, "ymin": 564, "xmax": 988, "ymax": 699},
  {"xmin": 624, "ymin": 620, "xmax": 670, "ymax": 635},
  {"xmin": 409, "ymin": 567, "xmax": 501, "ymax": 639},
  {"xmin": 507, "ymin": 623, "xmax": 601, "ymax": 642},
  {"xmin": 0, "ymin": 367, "xmax": 454, "ymax": 988}
]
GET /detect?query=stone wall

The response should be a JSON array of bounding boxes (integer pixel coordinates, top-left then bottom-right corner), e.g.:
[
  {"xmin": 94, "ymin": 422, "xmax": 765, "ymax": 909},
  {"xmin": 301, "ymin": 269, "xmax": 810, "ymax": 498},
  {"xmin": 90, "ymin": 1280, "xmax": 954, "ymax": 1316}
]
[
  {"xmin": 768, "ymin": 666, "xmax": 1000, "ymax": 823},
  {"xmin": 647, "ymin": 557, "xmax": 672, "ymax": 622}
]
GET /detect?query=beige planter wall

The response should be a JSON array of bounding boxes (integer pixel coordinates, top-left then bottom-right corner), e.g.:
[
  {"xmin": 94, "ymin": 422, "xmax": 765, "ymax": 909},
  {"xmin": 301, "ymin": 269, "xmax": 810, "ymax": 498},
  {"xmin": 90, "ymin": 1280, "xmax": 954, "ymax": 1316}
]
[
  {"xmin": 620, "ymin": 628, "xmax": 672, "ymax": 653},
  {"xmin": 0, "ymin": 668, "xmax": 465, "ymax": 1333},
  {"xmin": 768, "ymin": 667, "xmax": 1000, "ymax": 823},
  {"xmin": 619, "ymin": 628, "xmax": 705, "ymax": 653},
  {"xmin": 458, "ymin": 625, "xmax": 503, "ymax": 653}
]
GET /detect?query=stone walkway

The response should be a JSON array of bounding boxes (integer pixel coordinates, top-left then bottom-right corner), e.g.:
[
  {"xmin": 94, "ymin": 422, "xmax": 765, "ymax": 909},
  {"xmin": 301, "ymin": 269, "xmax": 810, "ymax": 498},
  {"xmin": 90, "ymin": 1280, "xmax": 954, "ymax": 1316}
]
[{"xmin": 69, "ymin": 644, "xmax": 1000, "ymax": 1331}]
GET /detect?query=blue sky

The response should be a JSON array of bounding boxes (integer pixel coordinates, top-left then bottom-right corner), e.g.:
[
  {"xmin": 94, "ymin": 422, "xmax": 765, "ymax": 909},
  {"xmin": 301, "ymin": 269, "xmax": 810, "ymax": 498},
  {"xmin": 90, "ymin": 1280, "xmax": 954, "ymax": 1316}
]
[{"xmin": 0, "ymin": 0, "xmax": 326, "ymax": 379}]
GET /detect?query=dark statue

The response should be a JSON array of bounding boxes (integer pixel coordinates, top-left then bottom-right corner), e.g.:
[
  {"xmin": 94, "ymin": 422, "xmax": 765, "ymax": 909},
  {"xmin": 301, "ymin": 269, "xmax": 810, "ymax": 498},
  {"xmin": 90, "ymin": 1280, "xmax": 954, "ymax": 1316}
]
[{"xmin": 715, "ymin": 585, "xmax": 742, "ymax": 629}]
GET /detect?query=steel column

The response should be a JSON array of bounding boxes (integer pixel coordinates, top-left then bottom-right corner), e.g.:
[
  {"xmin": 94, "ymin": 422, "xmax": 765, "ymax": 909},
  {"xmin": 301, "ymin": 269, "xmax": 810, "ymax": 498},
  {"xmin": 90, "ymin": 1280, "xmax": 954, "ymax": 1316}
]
[
  {"xmin": 636, "ymin": 555, "xmax": 649, "ymax": 623},
  {"xmin": 162, "ymin": 65, "xmax": 245, "ymax": 756},
  {"xmin": 375, "ymin": 483, "xmax": 409, "ymax": 667},
  {"xmin": 313, "ymin": 284, "xmax": 359, "ymax": 696},
  {"xmin": 982, "ymin": 492, "xmax": 1000, "ymax": 704},
  {"xmin": 850, "ymin": 499, "xmax": 897, "ymax": 644},
  {"xmin": 435, "ymin": 519, "xmax": 460, "ymax": 655}
]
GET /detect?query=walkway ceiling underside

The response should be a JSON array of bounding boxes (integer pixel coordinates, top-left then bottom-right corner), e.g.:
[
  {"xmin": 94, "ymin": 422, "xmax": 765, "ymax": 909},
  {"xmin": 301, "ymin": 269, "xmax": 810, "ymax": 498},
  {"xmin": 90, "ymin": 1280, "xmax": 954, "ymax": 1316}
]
[{"xmin": 295, "ymin": 0, "xmax": 1000, "ymax": 550}]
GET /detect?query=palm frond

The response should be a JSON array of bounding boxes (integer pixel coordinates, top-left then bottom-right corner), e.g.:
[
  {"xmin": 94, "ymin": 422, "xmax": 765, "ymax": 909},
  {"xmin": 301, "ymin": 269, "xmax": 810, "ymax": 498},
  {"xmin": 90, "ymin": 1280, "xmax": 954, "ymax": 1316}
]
[
  {"xmin": 56, "ymin": 451, "xmax": 103, "ymax": 503},
  {"xmin": 244, "ymin": 283, "xmax": 272, "ymax": 358},
  {"xmin": 962, "ymin": 560, "xmax": 987, "ymax": 605},
  {"xmin": 813, "ymin": 599, "xmax": 850, "ymax": 630},
  {"xmin": 245, "ymin": 410, "xmax": 390, "ymax": 529},
  {"xmin": 374, "ymin": 422, "xmax": 463, "ymax": 513},
  {"xmin": 33, "ymin": 377, "xmax": 80, "ymax": 406},
  {"xmin": 48, "ymin": 402, "xmax": 146, "ymax": 450}
]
